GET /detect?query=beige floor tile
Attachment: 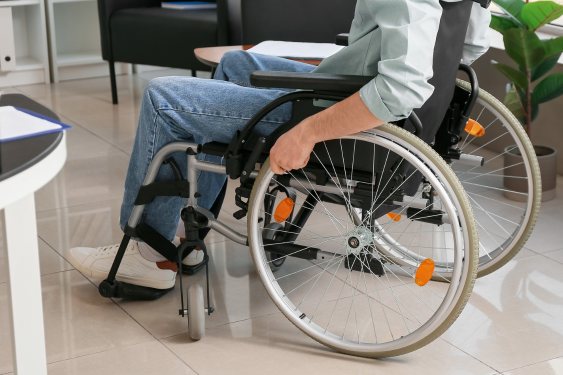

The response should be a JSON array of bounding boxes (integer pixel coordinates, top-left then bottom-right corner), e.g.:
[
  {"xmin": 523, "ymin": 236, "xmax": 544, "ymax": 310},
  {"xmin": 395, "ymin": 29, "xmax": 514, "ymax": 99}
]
[
  {"xmin": 0, "ymin": 271, "xmax": 153, "ymax": 374},
  {"xmin": 34, "ymin": 150, "xmax": 129, "ymax": 212},
  {"xmin": 62, "ymin": 120, "xmax": 128, "ymax": 161},
  {"xmin": 51, "ymin": 94, "xmax": 139, "ymax": 153},
  {"xmin": 503, "ymin": 357, "xmax": 563, "ymax": 375},
  {"xmin": 0, "ymin": 87, "xmax": 24, "ymax": 95},
  {"xmin": 57, "ymin": 97, "xmax": 140, "ymax": 153},
  {"xmin": 523, "ymin": 203, "xmax": 563, "ymax": 253},
  {"xmin": 522, "ymin": 177, "xmax": 563, "ymax": 254},
  {"xmin": 36, "ymin": 199, "xmax": 124, "ymax": 256},
  {"xmin": 514, "ymin": 247, "xmax": 538, "ymax": 260},
  {"xmin": 17, "ymin": 84, "xmax": 141, "ymax": 153},
  {"xmin": 0, "ymin": 233, "xmax": 72, "ymax": 284},
  {"xmin": 136, "ymin": 67, "xmax": 205, "ymax": 81},
  {"xmin": 162, "ymin": 313, "xmax": 496, "ymax": 375},
  {"xmin": 544, "ymin": 248, "xmax": 563, "ymax": 264},
  {"xmin": 47, "ymin": 341, "xmax": 196, "ymax": 375},
  {"xmin": 443, "ymin": 254, "xmax": 563, "ymax": 372},
  {"xmin": 16, "ymin": 75, "xmax": 146, "ymax": 105}
]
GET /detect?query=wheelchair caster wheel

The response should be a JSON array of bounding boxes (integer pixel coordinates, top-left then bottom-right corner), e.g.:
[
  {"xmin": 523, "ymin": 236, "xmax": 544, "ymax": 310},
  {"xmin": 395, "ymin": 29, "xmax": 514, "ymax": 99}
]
[{"xmin": 188, "ymin": 284, "xmax": 205, "ymax": 341}]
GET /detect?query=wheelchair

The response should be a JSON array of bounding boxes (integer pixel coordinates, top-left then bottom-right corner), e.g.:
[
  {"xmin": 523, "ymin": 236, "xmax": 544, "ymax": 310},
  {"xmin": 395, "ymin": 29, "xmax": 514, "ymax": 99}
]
[{"xmin": 97, "ymin": 0, "xmax": 541, "ymax": 358}]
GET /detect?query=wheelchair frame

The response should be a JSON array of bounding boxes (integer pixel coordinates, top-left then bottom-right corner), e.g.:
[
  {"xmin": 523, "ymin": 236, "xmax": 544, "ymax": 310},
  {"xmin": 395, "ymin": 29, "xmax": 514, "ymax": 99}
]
[
  {"xmin": 98, "ymin": 61, "xmax": 481, "ymax": 316},
  {"xmin": 91, "ymin": 0, "xmax": 544, "ymax": 357}
]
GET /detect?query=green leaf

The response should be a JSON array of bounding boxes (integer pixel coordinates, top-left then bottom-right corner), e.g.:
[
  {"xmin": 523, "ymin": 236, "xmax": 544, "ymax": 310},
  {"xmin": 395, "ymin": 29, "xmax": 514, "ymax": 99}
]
[
  {"xmin": 493, "ymin": 0, "xmax": 525, "ymax": 24},
  {"xmin": 532, "ymin": 53, "xmax": 561, "ymax": 81},
  {"xmin": 491, "ymin": 14, "xmax": 520, "ymax": 34},
  {"xmin": 496, "ymin": 63, "xmax": 528, "ymax": 90},
  {"xmin": 504, "ymin": 86, "xmax": 526, "ymax": 124},
  {"xmin": 504, "ymin": 28, "xmax": 546, "ymax": 71},
  {"xmin": 533, "ymin": 73, "xmax": 563, "ymax": 104},
  {"xmin": 532, "ymin": 37, "xmax": 563, "ymax": 80},
  {"xmin": 542, "ymin": 36, "xmax": 563, "ymax": 58},
  {"xmin": 520, "ymin": 1, "xmax": 563, "ymax": 31}
]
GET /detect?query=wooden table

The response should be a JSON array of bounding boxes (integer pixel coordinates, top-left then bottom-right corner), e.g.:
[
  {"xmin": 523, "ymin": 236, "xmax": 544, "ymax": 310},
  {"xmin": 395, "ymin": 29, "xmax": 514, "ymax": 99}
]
[
  {"xmin": 0, "ymin": 94, "xmax": 67, "ymax": 375},
  {"xmin": 194, "ymin": 45, "xmax": 322, "ymax": 68}
]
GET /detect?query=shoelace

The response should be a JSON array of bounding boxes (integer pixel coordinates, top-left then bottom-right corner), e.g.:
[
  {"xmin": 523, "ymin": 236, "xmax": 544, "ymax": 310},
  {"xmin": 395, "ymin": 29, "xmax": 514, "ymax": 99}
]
[{"xmin": 96, "ymin": 243, "xmax": 136, "ymax": 257}]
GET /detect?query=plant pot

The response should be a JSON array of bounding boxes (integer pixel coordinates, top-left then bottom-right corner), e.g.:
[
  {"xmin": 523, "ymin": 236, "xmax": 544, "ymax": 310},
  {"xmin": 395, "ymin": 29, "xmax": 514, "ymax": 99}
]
[{"xmin": 504, "ymin": 145, "xmax": 556, "ymax": 202}]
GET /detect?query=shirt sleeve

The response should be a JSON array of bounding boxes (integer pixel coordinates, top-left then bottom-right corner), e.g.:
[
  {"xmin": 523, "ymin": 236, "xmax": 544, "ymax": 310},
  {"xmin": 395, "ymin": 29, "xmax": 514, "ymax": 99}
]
[
  {"xmin": 359, "ymin": 0, "xmax": 443, "ymax": 123},
  {"xmin": 461, "ymin": 3, "xmax": 492, "ymax": 65}
]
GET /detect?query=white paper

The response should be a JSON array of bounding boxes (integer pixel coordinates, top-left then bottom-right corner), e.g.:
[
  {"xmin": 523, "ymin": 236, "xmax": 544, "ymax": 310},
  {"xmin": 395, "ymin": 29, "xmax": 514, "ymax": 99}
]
[
  {"xmin": 0, "ymin": 106, "xmax": 66, "ymax": 142},
  {"xmin": 248, "ymin": 41, "xmax": 344, "ymax": 60}
]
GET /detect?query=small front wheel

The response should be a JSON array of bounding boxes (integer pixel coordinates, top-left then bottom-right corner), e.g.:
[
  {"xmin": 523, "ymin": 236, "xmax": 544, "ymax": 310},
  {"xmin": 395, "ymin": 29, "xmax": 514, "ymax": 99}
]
[{"xmin": 188, "ymin": 284, "xmax": 205, "ymax": 341}]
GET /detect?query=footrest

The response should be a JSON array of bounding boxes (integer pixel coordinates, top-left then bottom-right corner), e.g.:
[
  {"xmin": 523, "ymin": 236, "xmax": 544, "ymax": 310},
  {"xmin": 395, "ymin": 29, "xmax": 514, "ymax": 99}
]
[
  {"xmin": 344, "ymin": 253, "xmax": 384, "ymax": 276},
  {"xmin": 98, "ymin": 280, "xmax": 173, "ymax": 301}
]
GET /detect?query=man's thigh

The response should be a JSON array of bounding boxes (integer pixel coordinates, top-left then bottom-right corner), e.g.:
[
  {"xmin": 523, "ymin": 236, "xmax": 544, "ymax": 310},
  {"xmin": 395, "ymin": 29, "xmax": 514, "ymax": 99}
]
[
  {"xmin": 214, "ymin": 50, "xmax": 316, "ymax": 87},
  {"xmin": 148, "ymin": 75, "xmax": 293, "ymax": 144}
]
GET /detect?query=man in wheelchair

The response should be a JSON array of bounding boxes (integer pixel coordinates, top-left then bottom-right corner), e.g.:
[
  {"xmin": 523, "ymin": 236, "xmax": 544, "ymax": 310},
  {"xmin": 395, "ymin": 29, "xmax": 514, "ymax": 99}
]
[{"xmin": 67, "ymin": 0, "xmax": 491, "ymax": 298}]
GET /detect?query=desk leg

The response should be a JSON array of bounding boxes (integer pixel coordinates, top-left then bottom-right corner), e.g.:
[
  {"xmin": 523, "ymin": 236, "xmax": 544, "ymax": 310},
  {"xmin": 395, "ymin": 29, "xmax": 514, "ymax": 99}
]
[{"xmin": 2, "ymin": 194, "xmax": 47, "ymax": 375}]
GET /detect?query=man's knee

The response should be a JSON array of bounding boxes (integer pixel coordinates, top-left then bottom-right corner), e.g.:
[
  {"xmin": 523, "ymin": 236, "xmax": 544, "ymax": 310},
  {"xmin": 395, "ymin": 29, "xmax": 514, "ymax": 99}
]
[
  {"xmin": 144, "ymin": 76, "xmax": 194, "ymax": 107},
  {"xmin": 222, "ymin": 50, "xmax": 250, "ymax": 64},
  {"xmin": 220, "ymin": 50, "xmax": 256, "ymax": 74},
  {"xmin": 145, "ymin": 77, "xmax": 176, "ymax": 97}
]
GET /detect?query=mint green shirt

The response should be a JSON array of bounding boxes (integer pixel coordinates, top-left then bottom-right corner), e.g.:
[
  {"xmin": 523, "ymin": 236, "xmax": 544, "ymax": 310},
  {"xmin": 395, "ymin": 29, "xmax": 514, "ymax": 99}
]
[{"xmin": 314, "ymin": 0, "xmax": 491, "ymax": 122}]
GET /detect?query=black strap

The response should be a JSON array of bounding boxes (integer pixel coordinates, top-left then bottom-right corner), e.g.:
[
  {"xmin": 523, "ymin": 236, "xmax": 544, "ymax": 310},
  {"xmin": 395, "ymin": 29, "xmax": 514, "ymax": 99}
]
[
  {"xmin": 136, "ymin": 223, "xmax": 178, "ymax": 262},
  {"xmin": 134, "ymin": 181, "xmax": 190, "ymax": 205}
]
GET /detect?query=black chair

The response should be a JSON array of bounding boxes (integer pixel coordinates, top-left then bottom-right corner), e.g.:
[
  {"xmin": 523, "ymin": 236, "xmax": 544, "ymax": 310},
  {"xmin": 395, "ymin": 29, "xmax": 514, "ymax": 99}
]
[
  {"xmin": 234, "ymin": 0, "xmax": 356, "ymax": 44},
  {"xmin": 97, "ymin": 0, "xmax": 230, "ymax": 104}
]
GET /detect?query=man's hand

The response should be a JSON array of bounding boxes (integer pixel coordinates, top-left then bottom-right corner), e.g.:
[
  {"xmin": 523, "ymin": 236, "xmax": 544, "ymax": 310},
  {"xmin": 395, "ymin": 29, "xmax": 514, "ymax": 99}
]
[
  {"xmin": 269, "ymin": 119, "xmax": 316, "ymax": 175},
  {"xmin": 268, "ymin": 92, "xmax": 384, "ymax": 175}
]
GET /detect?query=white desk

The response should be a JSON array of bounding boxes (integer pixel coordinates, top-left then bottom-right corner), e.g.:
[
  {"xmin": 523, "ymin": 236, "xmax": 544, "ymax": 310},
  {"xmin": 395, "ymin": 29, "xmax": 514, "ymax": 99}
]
[{"xmin": 0, "ymin": 132, "xmax": 66, "ymax": 375}]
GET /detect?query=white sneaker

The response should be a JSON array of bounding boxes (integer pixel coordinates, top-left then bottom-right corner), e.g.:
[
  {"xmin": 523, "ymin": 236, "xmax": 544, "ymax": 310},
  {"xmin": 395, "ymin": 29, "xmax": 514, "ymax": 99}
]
[{"xmin": 67, "ymin": 241, "xmax": 177, "ymax": 290}]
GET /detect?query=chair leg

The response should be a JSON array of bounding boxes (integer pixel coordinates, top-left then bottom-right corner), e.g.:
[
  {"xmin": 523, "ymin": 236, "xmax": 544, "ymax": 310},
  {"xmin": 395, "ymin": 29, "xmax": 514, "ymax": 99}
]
[
  {"xmin": 109, "ymin": 61, "xmax": 118, "ymax": 105},
  {"xmin": 191, "ymin": 69, "xmax": 197, "ymax": 77}
]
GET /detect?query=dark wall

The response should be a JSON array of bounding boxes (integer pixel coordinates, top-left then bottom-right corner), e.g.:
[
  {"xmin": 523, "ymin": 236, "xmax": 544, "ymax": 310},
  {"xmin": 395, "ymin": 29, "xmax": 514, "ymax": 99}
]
[{"xmin": 470, "ymin": 47, "xmax": 563, "ymax": 174}]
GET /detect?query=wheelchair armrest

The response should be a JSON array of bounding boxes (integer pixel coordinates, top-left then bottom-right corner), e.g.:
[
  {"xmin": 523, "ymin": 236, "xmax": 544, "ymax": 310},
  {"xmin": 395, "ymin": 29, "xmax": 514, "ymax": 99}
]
[
  {"xmin": 335, "ymin": 33, "xmax": 349, "ymax": 46},
  {"xmin": 250, "ymin": 71, "xmax": 372, "ymax": 95}
]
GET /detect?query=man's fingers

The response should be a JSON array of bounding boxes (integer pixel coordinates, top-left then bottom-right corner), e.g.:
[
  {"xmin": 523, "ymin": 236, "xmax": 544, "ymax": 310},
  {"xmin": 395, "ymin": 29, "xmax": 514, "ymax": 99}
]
[{"xmin": 270, "ymin": 157, "xmax": 285, "ymax": 175}]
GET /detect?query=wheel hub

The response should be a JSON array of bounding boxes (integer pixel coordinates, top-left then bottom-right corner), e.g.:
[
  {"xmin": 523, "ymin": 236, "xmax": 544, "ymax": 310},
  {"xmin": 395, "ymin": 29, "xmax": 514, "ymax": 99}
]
[{"xmin": 345, "ymin": 226, "xmax": 374, "ymax": 255}]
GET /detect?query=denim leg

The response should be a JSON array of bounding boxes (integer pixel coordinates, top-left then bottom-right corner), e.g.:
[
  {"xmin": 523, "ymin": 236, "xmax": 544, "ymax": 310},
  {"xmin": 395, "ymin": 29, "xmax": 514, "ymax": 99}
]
[
  {"xmin": 120, "ymin": 76, "xmax": 293, "ymax": 241},
  {"xmin": 213, "ymin": 50, "xmax": 316, "ymax": 86}
]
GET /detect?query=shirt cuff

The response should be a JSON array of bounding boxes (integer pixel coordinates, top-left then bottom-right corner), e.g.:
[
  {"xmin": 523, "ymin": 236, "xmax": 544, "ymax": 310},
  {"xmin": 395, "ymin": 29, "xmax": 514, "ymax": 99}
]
[{"xmin": 359, "ymin": 80, "xmax": 405, "ymax": 123}]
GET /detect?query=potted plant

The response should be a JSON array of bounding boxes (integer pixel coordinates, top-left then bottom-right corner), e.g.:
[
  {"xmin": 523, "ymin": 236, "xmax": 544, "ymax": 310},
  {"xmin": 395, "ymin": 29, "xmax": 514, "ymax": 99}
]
[{"xmin": 491, "ymin": 0, "xmax": 563, "ymax": 201}]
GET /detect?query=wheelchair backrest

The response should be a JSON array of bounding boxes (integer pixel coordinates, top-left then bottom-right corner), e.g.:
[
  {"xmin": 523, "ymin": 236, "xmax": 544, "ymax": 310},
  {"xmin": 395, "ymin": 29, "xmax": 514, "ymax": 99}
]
[{"xmin": 410, "ymin": 0, "xmax": 474, "ymax": 144}]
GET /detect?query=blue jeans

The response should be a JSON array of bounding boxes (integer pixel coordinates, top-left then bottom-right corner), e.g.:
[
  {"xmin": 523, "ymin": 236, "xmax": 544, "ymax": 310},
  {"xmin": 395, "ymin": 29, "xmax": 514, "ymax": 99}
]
[{"xmin": 119, "ymin": 51, "xmax": 315, "ymax": 241}]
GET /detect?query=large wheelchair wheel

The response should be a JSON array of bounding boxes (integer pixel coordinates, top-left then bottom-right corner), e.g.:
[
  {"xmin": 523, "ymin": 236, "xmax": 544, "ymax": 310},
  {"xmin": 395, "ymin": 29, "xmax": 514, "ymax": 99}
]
[
  {"xmin": 452, "ymin": 80, "xmax": 541, "ymax": 277},
  {"xmin": 247, "ymin": 124, "xmax": 478, "ymax": 358}
]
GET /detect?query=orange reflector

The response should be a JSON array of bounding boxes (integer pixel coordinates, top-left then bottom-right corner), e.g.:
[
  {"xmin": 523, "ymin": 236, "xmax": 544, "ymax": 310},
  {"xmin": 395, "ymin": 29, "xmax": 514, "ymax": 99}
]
[
  {"xmin": 415, "ymin": 259, "xmax": 435, "ymax": 286},
  {"xmin": 387, "ymin": 213, "xmax": 401, "ymax": 222},
  {"xmin": 274, "ymin": 197, "xmax": 295, "ymax": 223},
  {"xmin": 465, "ymin": 119, "xmax": 485, "ymax": 137}
]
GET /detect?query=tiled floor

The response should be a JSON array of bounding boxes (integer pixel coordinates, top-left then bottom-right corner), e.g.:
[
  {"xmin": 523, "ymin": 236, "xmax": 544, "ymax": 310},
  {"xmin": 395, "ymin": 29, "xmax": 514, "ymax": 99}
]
[{"xmin": 1, "ymin": 71, "xmax": 563, "ymax": 375}]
